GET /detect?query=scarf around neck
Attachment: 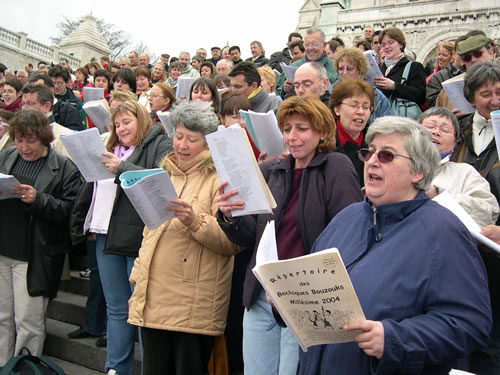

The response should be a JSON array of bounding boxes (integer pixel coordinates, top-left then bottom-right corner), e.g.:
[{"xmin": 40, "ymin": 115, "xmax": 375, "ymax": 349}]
[{"xmin": 336, "ymin": 119, "xmax": 364, "ymax": 147}]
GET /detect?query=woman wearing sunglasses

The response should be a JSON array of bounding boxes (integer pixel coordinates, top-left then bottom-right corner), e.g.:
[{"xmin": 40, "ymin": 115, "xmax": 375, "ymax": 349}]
[
  {"xmin": 217, "ymin": 94, "xmax": 363, "ymax": 375},
  {"xmin": 330, "ymin": 78, "xmax": 374, "ymax": 187},
  {"xmin": 299, "ymin": 116, "xmax": 492, "ymax": 375}
]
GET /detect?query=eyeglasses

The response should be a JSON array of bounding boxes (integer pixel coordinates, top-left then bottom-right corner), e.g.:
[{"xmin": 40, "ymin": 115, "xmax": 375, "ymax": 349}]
[
  {"xmin": 304, "ymin": 42, "xmax": 322, "ymax": 48},
  {"xmin": 358, "ymin": 148, "xmax": 412, "ymax": 163},
  {"xmin": 338, "ymin": 66, "xmax": 356, "ymax": 73},
  {"xmin": 380, "ymin": 39, "xmax": 397, "ymax": 48},
  {"xmin": 149, "ymin": 94, "xmax": 165, "ymax": 99},
  {"xmin": 421, "ymin": 121, "xmax": 456, "ymax": 135},
  {"xmin": 341, "ymin": 101, "xmax": 373, "ymax": 112},
  {"xmin": 293, "ymin": 80, "xmax": 314, "ymax": 90},
  {"xmin": 460, "ymin": 49, "xmax": 484, "ymax": 63}
]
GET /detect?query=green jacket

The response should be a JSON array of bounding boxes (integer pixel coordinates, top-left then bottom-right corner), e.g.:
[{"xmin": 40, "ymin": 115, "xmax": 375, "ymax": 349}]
[{"xmin": 276, "ymin": 52, "xmax": 338, "ymax": 97}]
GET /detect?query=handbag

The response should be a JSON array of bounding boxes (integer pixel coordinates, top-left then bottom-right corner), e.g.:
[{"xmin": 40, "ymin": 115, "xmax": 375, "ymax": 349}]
[{"xmin": 389, "ymin": 61, "xmax": 422, "ymax": 120}]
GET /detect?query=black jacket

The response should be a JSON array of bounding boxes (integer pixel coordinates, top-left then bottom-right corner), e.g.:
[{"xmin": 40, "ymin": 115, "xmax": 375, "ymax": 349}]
[
  {"xmin": 426, "ymin": 63, "xmax": 463, "ymax": 107},
  {"xmin": 71, "ymin": 125, "xmax": 172, "ymax": 257},
  {"xmin": 380, "ymin": 56, "xmax": 427, "ymax": 105},
  {"xmin": 0, "ymin": 147, "xmax": 81, "ymax": 298},
  {"xmin": 218, "ymin": 152, "xmax": 363, "ymax": 308},
  {"xmin": 245, "ymin": 55, "xmax": 270, "ymax": 68},
  {"xmin": 53, "ymin": 100, "xmax": 84, "ymax": 131},
  {"xmin": 269, "ymin": 48, "xmax": 292, "ymax": 72}
]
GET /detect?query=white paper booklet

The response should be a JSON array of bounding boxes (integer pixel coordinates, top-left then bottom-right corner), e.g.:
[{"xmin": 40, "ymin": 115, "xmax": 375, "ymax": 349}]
[
  {"xmin": 0, "ymin": 173, "xmax": 21, "ymax": 200},
  {"xmin": 248, "ymin": 110, "xmax": 287, "ymax": 159},
  {"xmin": 60, "ymin": 128, "xmax": 115, "ymax": 182},
  {"xmin": 279, "ymin": 62, "xmax": 298, "ymax": 82},
  {"xmin": 441, "ymin": 74, "xmax": 475, "ymax": 114},
  {"xmin": 252, "ymin": 221, "xmax": 365, "ymax": 351},
  {"xmin": 206, "ymin": 125, "xmax": 276, "ymax": 216},
  {"xmin": 119, "ymin": 168, "xmax": 177, "ymax": 230},
  {"xmin": 433, "ymin": 191, "xmax": 500, "ymax": 254},
  {"xmin": 175, "ymin": 77, "xmax": 194, "ymax": 100},
  {"xmin": 156, "ymin": 111, "xmax": 175, "ymax": 136},
  {"xmin": 364, "ymin": 51, "xmax": 383, "ymax": 83},
  {"xmin": 83, "ymin": 87, "xmax": 105, "ymax": 103},
  {"xmin": 83, "ymin": 100, "xmax": 111, "ymax": 133},
  {"xmin": 491, "ymin": 110, "xmax": 500, "ymax": 161}
]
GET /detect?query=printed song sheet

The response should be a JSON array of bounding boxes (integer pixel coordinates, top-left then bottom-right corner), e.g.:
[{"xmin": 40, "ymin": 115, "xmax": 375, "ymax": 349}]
[
  {"xmin": 364, "ymin": 51, "xmax": 383, "ymax": 83},
  {"xmin": 156, "ymin": 111, "xmax": 175, "ymax": 136},
  {"xmin": 0, "ymin": 173, "xmax": 21, "ymax": 200},
  {"xmin": 83, "ymin": 100, "xmax": 110, "ymax": 133},
  {"xmin": 441, "ymin": 74, "xmax": 475, "ymax": 114},
  {"xmin": 248, "ymin": 110, "xmax": 287, "ymax": 158},
  {"xmin": 119, "ymin": 169, "xmax": 177, "ymax": 229},
  {"xmin": 206, "ymin": 126, "xmax": 276, "ymax": 216},
  {"xmin": 253, "ymin": 222, "xmax": 365, "ymax": 351},
  {"xmin": 83, "ymin": 87, "xmax": 105, "ymax": 103},
  {"xmin": 60, "ymin": 128, "xmax": 115, "ymax": 181},
  {"xmin": 491, "ymin": 110, "xmax": 500, "ymax": 161},
  {"xmin": 175, "ymin": 77, "xmax": 194, "ymax": 100},
  {"xmin": 279, "ymin": 62, "xmax": 298, "ymax": 82}
]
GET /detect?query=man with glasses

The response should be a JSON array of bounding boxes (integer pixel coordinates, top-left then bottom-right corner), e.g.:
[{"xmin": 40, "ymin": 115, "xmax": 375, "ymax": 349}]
[
  {"xmin": 456, "ymin": 35, "xmax": 494, "ymax": 71},
  {"xmin": 48, "ymin": 65, "xmax": 85, "ymax": 126},
  {"xmin": 293, "ymin": 62, "xmax": 330, "ymax": 105},
  {"xmin": 276, "ymin": 28, "xmax": 338, "ymax": 98}
]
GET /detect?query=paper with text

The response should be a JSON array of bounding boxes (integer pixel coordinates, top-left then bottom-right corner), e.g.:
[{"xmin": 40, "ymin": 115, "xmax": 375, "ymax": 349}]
[
  {"xmin": 206, "ymin": 126, "xmax": 276, "ymax": 216},
  {"xmin": 255, "ymin": 221, "xmax": 278, "ymax": 265},
  {"xmin": 364, "ymin": 51, "xmax": 383, "ymax": 83},
  {"xmin": 491, "ymin": 110, "xmax": 500, "ymax": 161},
  {"xmin": 83, "ymin": 100, "xmax": 110, "ymax": 133},
  {"xmin": 0, "ymin": 173, "xmax": 21, "ymax": 200},
  {"xmin": 156, "ymin": 111, "xmax": 175, "ymax": 136},
  {"xmin": 119, "ymin": 168, "xmax": 177, "ymax": 229},
  {"xmin": 280, "ymin": 63, "xmax": 298, "ymax": 82},
  {"xmin": 441, "ymin": 74, "xmax": 475, "ymax": 114},
  {"xmin": 248, "ymin": 110, "xmax": 287, "ymax": 158},
  {"xmin": 175, "ymin": 77, "xmax": 194, "ymax": 100},
  {"xmin": 83, "ymin": 87, "xmax": 105, "ymax": 103},
  {"xmin": 253, "ymin": 246, "xmax": 365, "ymax": 351},
  {"xmin": 60, "ymin": 128, "xmax": 114, "ymax": 181},
  {"xmin": 434, "ymin": 191, "xmax": 500, "ymax": 254}
]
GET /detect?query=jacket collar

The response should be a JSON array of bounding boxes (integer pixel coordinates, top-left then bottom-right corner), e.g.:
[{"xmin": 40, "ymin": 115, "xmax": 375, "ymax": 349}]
[
  {"xmin": 125, "ymin": 125, "xmax": 162, "ymax": 165},
  {"xmin": 267, "ymin": 151, "xmax": 331, "ymax": 171},
  {"xmin": 363, "ymin": 190, "xmax": 429, "ymax": 224}
]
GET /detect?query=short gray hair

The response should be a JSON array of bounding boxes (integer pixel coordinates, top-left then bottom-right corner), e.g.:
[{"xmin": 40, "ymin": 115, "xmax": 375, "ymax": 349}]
[
  {"xmin": 303, "ymin": 62, "xmax": 328, "ymax": 81},
  {"xmin": 366, "ymin": 116, "xmax": 440, "ymax": 191},
  {"xmin": 179, "ymin": 51, "xmax": 190, "ymax": 59},
  {"xmin": 306, "ymin": 28, "xmax": 326, "ymax": 42},
  {"xmin": 170, "ymin": 101, "xmax": 219, "ymax": 139},
  {"xmin": 464, "ymin": 61, "xmax": 500, "ymax": 103},
  {"xmin": 418, "ymin": 107, "xmax": 460, "ymax": 139}
]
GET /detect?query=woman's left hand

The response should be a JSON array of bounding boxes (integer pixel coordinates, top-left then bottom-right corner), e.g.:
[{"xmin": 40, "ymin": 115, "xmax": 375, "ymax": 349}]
[
  {"xmin": 373, "ymin": 76, "xmax": 395, "ymax": 91},
  {"xmin": 168, "ymin": 199, "xmax": 195, "ymax": 227},
  {"xmin": 101, "ymin": 151, "xmax": 121, "ymax": 175},
  {"xmin": 12, "ymin": 184, "xmax": 37, "ymax": 204},
  {"xmin": 344, "ymin": 320, "xmax": 385, "ymax": 359}
]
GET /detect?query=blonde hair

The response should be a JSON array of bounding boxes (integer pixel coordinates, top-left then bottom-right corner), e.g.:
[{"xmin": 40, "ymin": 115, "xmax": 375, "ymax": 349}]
[
  {"xmin": 107, "ymin": 100, "xmax": 152, "ymax": 151},
  {"xmin": 257, "ymin": 66, "xmax": 276, "ymax": 93}
]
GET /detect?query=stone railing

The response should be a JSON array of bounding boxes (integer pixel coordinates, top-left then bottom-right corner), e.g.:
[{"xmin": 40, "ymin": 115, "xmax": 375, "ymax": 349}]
[{"xmin": 0, "ymin": 25, "xmax": 81, "ymax": 68}]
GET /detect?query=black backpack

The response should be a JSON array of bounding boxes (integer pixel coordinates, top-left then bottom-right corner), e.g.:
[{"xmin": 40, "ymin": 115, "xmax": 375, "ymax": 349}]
[{"xmin": 0, "ymin": 348, "xmax": 64, "ymax": 375}]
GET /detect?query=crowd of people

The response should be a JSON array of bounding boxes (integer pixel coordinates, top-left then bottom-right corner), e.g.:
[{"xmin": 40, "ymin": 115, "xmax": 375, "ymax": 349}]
[{"xmin": 0, "ymin": 23, "xmax": 499, "ymax": 375}]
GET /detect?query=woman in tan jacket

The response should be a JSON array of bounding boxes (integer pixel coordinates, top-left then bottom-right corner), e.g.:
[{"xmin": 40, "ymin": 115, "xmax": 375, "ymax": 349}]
[{"xmin": 128, "ymin": 101, "xmax": 239, "ymax": 375}]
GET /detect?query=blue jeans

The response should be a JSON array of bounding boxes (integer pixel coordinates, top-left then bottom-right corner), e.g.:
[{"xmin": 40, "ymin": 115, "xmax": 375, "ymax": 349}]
[
  {"xmin": 84, "ymin": 238, "xmax": 106, "ymax": 336},
  {"xmin": 95, "ymin": 234, "xmax": 137, "ymax": 375},
  {"xmin": 243, "ymin": 290, "xmax": 299, "ymax": 375}
]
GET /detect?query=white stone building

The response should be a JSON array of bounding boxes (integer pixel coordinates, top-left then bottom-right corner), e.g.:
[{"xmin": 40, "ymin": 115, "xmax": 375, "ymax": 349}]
[{"xmin": 297, "ymin": 0, "xmax": 500, "ymax": 64}]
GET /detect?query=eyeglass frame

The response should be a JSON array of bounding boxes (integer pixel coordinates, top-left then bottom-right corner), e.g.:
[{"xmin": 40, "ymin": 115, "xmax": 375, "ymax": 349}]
[
  {"xmin": 341, "ymin": 101, "xmax": 374, "ymax": 113},
  {"xmin": 460, "ymin": 49, "xmax": 484, "ymax": 63},
  {"xmin": 421, "ymin": 121, "xmax": 456, "ymax": 136},
  {"xmin": 357, "ymin": 148, "xmax": 413, "ymax": 163}
]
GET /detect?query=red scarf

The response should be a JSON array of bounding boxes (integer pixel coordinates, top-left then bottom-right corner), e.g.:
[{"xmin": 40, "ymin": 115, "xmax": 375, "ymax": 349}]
[
  {"xmin": 336, "ymin": 119, "xmax": 364, "ymax": 147},
  {"xmin": 2, "ymin": 96, "xmax": 22, "ymax": 112},
  {"xmin": 153, "ymin": 105, "xmax": 171, "ymax": 122}
]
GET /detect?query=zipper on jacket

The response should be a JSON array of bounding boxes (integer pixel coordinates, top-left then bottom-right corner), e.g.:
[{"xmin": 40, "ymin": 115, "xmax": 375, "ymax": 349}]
[{"xmin": 373, "ymin": 206, "xmax": 383, "ymax": 242}]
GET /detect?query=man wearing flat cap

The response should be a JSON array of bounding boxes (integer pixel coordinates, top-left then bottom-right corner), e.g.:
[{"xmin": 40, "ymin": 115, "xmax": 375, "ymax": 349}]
[{"xmin": 456, "ymin": 35, "xmax": 494, "ymax": 71}]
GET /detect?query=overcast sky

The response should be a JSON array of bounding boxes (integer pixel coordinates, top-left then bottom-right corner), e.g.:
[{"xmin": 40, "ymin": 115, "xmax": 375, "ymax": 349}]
[{"xmin": 3, "ymin": 0, "xmax": 306, "ymax": 62}]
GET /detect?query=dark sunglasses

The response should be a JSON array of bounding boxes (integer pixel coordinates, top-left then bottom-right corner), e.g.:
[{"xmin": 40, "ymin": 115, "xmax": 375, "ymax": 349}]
[
  {"xmin": 357, "ymin": 148, "xmax": 412, "ymax": 163},
  {"xmin": 460, "ymin": 50, "xmax": 483, "ymax": 63}
]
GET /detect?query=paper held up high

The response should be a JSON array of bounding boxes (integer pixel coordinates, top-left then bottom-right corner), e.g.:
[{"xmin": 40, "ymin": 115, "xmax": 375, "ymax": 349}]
[
  {"xmin": 83, "ymin": 100, "xmax": 110, "ymax": 134},
  {"xmin": 363, "ymin": 51, "xmax": 383, "ymax": 83},
  {"xmin": 119, "ymin": 169, "xmax": 178, "ymax": 230},
  {"xmin": 60, "ymin": 128, "xmax": 114, "ymax": 182},
  {"xmin": 175, "ymin": 77, "xmax": 194, "ymax": 100},
  {"xmin": 252, "ymin": 221, "xmax": 365, "ymax": 351},
  {"xmin": 240, "ymin": 110, "xmax": 287, "ymax": 159},
  {"xmin": 0, "ymin": 173, "xmax": 21, "ymax": 200},
  {"xmin": 279, "ymin": 62, "xmax": 298, "ymax": 82},
  {"xmin": 83, "ymin": 87, "xmax": 105, "ymax": 103},
  {"xmin": 441, "ymin": 74, "xmax": 475, "ymax": 114},
  {"xmin": 491, "ymin": 110, "xmax": 500, "ymax": 161},
  {"xmin": 433, "ymin": 191, "xmax": 500, "ymax": 254},
  {"xmin": 156, "ymin": 111, "xmax": 175, "ymax": 136},
  {"xmin": 206, "ymin": 125, "xmax": 276, "ymax": 216}
]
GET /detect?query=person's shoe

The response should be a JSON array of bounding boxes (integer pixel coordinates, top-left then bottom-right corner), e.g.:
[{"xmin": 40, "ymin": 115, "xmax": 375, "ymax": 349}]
[
  {"xmin": 95, "ymin": 335, "xmax": 107, "ymax": 347},
  {"xmin": 67, "ymin": 327, "xmax": 92, "ymax": 339},
  {"xmin": 107, "ymin": 369, "xmax": 117, "ymax": 375},
  {"xmin": 80, "ymin": 268, "xmax": 91, "ymax": 278}
]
